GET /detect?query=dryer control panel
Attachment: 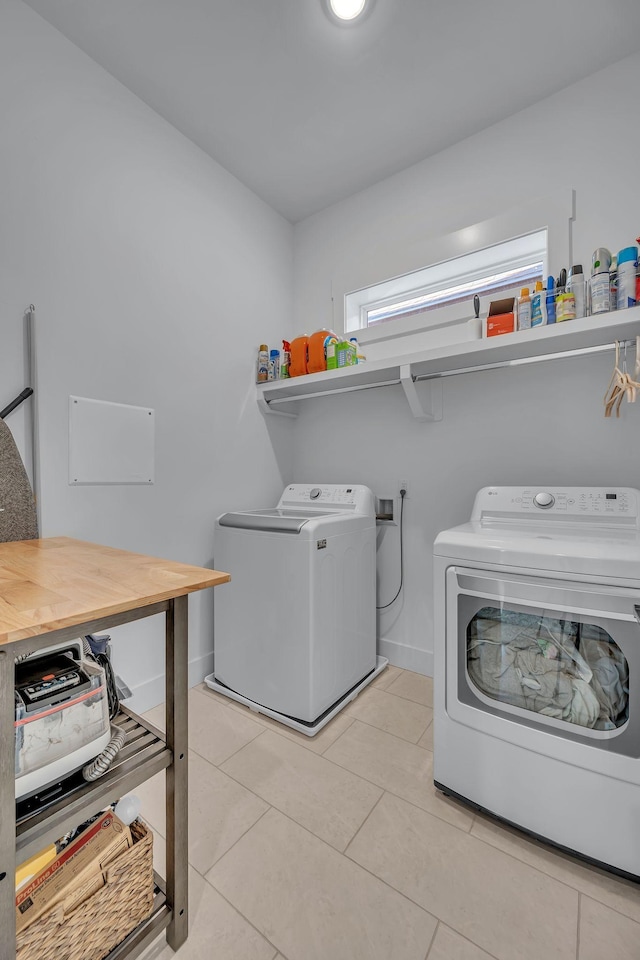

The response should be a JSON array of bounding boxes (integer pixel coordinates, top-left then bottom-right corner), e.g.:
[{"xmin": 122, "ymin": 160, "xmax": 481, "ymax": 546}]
[
  {"xmin": 473, "ymin": 486, "xmax": 639, "ymax": 524},
  {"xmin": 278, "ymin": 484, "xmax": 376, "ymax": 516}
]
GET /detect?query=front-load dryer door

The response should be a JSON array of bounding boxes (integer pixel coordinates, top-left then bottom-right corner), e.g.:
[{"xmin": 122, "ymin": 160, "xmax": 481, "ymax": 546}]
[{"xmin": 445, "ymin": 565, "xmax": 640, "ymax": 784}]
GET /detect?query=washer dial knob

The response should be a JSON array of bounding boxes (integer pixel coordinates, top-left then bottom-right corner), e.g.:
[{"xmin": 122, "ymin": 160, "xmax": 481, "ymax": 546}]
[
  {"xmin": 533, "ymin": 492, "xmax": 555, "ymax": 509},
  {"xmin": 309, "ymin": 487, "xmax": 322, "ymax": 500}
]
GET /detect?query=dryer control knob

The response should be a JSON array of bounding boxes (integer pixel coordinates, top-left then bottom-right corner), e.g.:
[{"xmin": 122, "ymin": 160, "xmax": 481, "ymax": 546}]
[
  {"xmin": 534, "ymin": 492, "xmax": 555, "ymax": 509},
  {"xmin": 309, "ymin": 487, "xmax": 322, "ymax": 500}
]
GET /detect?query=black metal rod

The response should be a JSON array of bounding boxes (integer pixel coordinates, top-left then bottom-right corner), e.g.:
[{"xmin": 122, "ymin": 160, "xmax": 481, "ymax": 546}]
[{"xmin": 0, "ymin": 387, "xmax": 33, "ymax": 420}]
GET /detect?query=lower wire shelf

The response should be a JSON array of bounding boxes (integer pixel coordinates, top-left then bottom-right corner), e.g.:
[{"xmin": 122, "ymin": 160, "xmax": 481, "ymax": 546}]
[{"xmin": 16, "ymin": 707, "xmax": 171, "ymax": 863}]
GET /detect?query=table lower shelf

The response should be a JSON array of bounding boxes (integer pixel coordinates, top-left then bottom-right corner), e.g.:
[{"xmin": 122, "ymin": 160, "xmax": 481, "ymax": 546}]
[{"xmin": 16, "ymin": 707, "xmax": 171, "ymax": 862}]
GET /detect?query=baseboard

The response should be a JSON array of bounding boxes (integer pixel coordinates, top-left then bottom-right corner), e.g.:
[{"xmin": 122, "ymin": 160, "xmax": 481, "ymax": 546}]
[
  {"xmin": 125, "ymin": 651, "xmax": 214, "ymax": 715},
  {"xmin": 378, "ymin": 637, "xmax": 433, "ymax": 677}
]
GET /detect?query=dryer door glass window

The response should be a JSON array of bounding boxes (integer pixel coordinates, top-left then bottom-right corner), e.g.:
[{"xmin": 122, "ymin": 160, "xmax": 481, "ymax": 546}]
[{"xmin": 466, "ymin": 607, "xmax": 629, "ymax": 730}]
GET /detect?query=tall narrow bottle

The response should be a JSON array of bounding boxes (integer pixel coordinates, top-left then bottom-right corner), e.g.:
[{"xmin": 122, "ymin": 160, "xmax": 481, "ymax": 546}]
[{"xmin": 257, "ymin": 344, "xmax": 269, "ymax": 383}]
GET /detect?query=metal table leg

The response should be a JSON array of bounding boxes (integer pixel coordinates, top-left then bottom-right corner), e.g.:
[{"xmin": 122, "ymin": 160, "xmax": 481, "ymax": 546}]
[
  {"xmin": 165, "ymin": 595, "xmax": 189, "ymax": 950},
  {"xmin": 0, "ymin": 648, "xmax": 16, "ymax": 951}
]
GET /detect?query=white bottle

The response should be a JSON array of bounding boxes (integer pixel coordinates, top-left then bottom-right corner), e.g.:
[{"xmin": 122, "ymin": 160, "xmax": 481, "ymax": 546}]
[
  {"xmin": 590, "ymin": 248, "xmax": 611, "ymax": 315},
  {"xmin": 568, "ymin": 265, "xmax": 586, "ymax": 319},
  {"xmin": 590, "ymin": 273, "xmax": 611, "ymax": 315}
]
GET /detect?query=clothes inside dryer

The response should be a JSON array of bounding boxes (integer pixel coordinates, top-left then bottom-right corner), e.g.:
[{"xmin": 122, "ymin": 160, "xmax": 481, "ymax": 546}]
[{"xmin": 467, "ymin": 607, "xmax": 629, "ymax": 731}]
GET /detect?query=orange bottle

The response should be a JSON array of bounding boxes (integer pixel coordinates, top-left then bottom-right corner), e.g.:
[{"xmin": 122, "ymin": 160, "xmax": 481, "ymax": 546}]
[
  {"xmin": 307, "ymin": 330, "xmax": 336, "ymax": 374},
  {"xmin": 289, "ymin": 336, "xmax": 309, "ymax": 377}
]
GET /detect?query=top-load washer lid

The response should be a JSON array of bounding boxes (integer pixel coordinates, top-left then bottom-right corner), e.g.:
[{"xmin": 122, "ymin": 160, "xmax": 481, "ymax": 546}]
[
  {"xmin": 218, "ymin": 484, "xmax": 377, "ymax": 535},
  {"xmin": 218, "ymin": 508, "xmax": 330, "ymax": 534},
  {"xmin": 434, "ymin": 486, "xmax": 640, "ymax": 582}
]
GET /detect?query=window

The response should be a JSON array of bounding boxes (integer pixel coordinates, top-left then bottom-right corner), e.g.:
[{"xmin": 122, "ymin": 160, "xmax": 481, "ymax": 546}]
[{"xmin": 345, "ymin": 230, "xmax": 547, "ymax": 341}]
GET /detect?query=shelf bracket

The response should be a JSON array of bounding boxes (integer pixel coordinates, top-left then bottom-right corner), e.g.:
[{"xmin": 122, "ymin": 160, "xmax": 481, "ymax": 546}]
[
  {"xmin": 400, "ymin": 365, "xmax": 443, "ymax": 421},
  {"xmin": 257, "ymin": 391, "xmax": 298, "ymax": 419}
]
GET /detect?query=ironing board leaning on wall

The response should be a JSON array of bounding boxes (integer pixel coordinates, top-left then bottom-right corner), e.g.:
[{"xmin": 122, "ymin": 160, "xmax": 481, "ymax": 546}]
[{"xmin": 0, "ymin": 417, "xmax": 38, "ymax": 543}]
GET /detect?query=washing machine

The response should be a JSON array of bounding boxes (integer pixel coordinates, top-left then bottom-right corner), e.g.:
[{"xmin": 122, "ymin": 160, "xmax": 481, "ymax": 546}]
[
  {"xmin": 433, "ymin": 485, "xmax": 640, "ymax": 880},
  {"xmin": 206, "ymin": 483, "xmax": 387, "ymax": 735}
]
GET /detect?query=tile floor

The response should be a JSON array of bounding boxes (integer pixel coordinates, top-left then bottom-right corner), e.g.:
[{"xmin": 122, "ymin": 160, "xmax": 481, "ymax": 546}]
[{"xmin": 136, "ymin": 666, "xmax": 640, "ymax": 960}]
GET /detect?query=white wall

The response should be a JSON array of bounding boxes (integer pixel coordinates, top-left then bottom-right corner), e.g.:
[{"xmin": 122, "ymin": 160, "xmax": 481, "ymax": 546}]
[
  {"xmin": 0, "ymin": 0, "xmax": 294, "ymax": 710},
  {"xmin": 292, "ymin": 52, "xmax": 640, "ymax": 674}
]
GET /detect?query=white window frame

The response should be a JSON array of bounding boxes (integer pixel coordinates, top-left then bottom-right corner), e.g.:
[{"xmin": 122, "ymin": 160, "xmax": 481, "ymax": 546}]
[
  {"xmin": 346, "ymin": 230, "xmax": 547, "ymax": 342},
  {"xmin": 328, "ymin": 189, "xmax": 575, "ymax": 355}
]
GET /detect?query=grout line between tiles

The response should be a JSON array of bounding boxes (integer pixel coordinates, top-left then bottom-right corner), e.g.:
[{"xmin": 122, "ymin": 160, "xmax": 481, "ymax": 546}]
[
  {"xmin": 317, "ymin": 716, "xmax": 356, "ymax": 754},
  {"xmin": 337, "ymin": 822, "xmax": 450, "ymax": 928},
  {"xmin": 343, "ymin": 712, "xmax": 429, "ymax": 745},
  {"xmin": 215, "ymin": 737, "xmax": 385, "ymax": 853},
  {"xmin": 320, "ymin": 721, "xmax": 475, "ymax": 835},
  {"xmin": 423, "ymin": 919, "xmax": 440, "ymax": 959},
  {"xmin": 199, "ymin": 801, "xmax": 274, "ymax": 878},
  {"xmin": 198, "ymin": 822, "xmax": 283, "ymax": 960},
  {"xmin": 365, "ymin": 678, "xmax": 433, "ymax": 704},
  {"xmin": 343, "ymin": 789, "xmax": 388, "ymax": 858},
  {"xmin": 425, "ymin": 920, "xmax": 508, "ymax": 960},
  {"xmin": 136, "ymin": 796, "xmax": 274, "ymax": 883},
  {"xmin": 244, "ymin": 806, "xmax": 444, "ymax": 944},
  {"xmin": 384, "ymin": 685, "xmax": 434, "ymax": 710},
  {"xmin": 193, "ymin": 725, "xmax": 269, "ymax": 770},
  {"xmin": 437, "ymin": 926, "xmax": 502, "ymax": 960},
  {"xmin": 341, "ymin": 791, "xmax": 590, "ymax": 948},
  {"xmin": 469, "ymin": 817, "xmax": 640, "ymax": 922}
]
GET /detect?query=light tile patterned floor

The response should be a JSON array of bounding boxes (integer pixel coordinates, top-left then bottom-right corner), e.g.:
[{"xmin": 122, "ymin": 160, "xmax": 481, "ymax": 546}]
[{"xmin": 138, "ymin": 668, "xmax": 640, "ymax": 960}]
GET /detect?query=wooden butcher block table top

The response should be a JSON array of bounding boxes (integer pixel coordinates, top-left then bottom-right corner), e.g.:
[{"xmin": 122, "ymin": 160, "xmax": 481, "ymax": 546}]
[{"xmin": 0, "ymin": 536, "xmax": 230, "ymax": 646}]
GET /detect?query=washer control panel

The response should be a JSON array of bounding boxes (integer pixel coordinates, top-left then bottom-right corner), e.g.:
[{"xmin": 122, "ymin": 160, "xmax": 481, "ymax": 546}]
[
  {"xmin": 473, "ymin": 486, "xmax": 639, "ymax": 521},
  {"xmin": 278, "ymin": 484, "xmax": 376, "ymax": 516}
]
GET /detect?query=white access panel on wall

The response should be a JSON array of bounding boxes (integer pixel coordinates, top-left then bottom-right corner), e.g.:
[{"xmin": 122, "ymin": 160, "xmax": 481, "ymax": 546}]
[{"xmin": 69, "ymin": 396, "xmax": 155, "ymax": 484}]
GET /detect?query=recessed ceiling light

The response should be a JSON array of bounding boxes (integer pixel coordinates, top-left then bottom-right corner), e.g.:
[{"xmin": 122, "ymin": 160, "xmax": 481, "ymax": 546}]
[{"xmin": 325, "ymin": 0, "xmax": 369, "ymax": 23}]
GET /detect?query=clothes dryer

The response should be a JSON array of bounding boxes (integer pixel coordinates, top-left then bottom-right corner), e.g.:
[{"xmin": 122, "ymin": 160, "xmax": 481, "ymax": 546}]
[
  {"xmin": 434, "ymin": 486, "xmax": 640, "ymax": 879},
  {"xmin": 206, "ymin": 484, "xmax": 386, "ymax": 735}
]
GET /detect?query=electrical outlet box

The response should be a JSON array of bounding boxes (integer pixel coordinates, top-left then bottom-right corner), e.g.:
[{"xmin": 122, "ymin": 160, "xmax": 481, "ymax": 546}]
[{"xmin": 399, "ymin": 480, "xmax": 408, "ymax": 497}]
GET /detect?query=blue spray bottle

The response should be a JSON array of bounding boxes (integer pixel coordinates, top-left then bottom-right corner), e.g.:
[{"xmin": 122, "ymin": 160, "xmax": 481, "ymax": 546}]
[{"xmin": 545, "ymin": 276, "xmax": 557, "ymax": 324}]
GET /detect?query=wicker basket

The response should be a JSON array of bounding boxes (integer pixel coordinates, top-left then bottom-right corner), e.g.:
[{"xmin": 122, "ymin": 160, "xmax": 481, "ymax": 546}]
[{"xmin": 16, "ymin": 820, "xmax": 154, "ymax": 960}]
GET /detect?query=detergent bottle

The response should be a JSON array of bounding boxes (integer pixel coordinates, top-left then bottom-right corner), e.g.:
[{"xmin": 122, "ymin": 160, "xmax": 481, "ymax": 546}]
[
  {"xmin": 307, "ymin": 329, "xmax": 336, "ymax": 373},
  {"xmin": 289, "ymin": 336, "xmax": 309, "ymax": 377}
]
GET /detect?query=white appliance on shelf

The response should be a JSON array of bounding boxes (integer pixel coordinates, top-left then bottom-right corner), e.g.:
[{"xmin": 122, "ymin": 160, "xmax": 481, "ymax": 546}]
[
  {"xmin": 206, "ymin": 483, "xmax": 387, "ymax": 736},
  {"xmin": 15, "ymin": 640, "xmax": 111, "ymax": 800},
  {"xmin": 433, "ymin": 486, "xmax": 640, "ymax": 880}
]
